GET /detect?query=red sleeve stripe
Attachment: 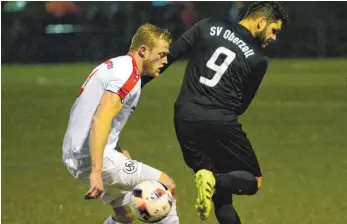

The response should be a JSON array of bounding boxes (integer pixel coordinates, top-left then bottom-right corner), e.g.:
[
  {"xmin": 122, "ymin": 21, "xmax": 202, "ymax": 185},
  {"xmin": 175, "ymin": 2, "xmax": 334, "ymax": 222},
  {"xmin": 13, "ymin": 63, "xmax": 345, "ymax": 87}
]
[{"xmin": 117, "ymin": 57, "xmax": 140, "ymax": 100}]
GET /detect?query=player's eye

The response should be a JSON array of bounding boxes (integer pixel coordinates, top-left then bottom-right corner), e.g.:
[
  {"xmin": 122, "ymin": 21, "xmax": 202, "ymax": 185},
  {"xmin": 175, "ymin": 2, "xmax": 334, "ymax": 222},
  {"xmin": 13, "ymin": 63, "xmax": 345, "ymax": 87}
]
[
  {"xmin": 272, "ymin": 28, "xmax": 280, "ymax": 35},
  {"xmin": 159, "ymin": 52, "xmax": 168, "ymax": 58}
]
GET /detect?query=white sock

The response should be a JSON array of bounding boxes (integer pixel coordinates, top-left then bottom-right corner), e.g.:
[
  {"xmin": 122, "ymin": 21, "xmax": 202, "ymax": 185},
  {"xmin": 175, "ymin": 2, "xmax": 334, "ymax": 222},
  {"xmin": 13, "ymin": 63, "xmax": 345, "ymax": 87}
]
[
  {"xmin": 155, "ymin": 200, "xmax": 179, "ymax": 224},
  {"xmin": 103, "ymin": 216, "xmax": 131, "ymax": 224}
]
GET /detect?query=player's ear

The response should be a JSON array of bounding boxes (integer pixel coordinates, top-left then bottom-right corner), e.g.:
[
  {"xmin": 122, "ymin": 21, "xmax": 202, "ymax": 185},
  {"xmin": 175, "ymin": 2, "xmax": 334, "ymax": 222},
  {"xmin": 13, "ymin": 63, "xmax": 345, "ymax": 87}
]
[
  {"xmin": 138, "ymin": 45, "xmax": 147, "ymax": 58},
  {"xmin": 256, "ymin": 16, "xmax": 267, "ymax": 32}
]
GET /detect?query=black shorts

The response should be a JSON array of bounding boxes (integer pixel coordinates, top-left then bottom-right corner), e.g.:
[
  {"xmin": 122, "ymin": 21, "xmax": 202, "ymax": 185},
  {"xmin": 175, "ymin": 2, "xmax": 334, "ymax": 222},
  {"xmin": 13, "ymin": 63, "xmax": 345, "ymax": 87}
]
[{"xmin": 174, "ymin": 120, "xmax": 262, "ymax": 177}]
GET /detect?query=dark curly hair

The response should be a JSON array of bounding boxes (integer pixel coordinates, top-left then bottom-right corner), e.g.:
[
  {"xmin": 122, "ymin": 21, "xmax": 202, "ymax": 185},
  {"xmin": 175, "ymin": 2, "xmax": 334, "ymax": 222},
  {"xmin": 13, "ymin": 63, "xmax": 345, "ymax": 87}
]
[{"xmin": 243, "ymin": 1, "xmax": 289, "ymax": 27}]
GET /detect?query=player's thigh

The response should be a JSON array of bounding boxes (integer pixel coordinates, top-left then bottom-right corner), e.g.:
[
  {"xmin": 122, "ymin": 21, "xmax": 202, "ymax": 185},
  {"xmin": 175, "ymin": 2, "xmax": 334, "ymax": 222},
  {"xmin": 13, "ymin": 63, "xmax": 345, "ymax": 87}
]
[
  {"xmin": 174, "ymin": 120, "xmax": 215, "ymax": 172},
  {"xmin": 102, "ymin": 147, "xmax": 151, "ymax": 186},
  {"xmin": 216, "ymin": 123, "xmax": 264, "ymax": 187},
  {"xmin": 173, "ymin": 120, "xmax": 200, "ymax": 165},
  {"xmin": 209, "ymin": 122, "xmax": 262, "ymax": 177},
  {"xmin": 226, "ymin": 122, "xmax": 262, "ymax": 177},
  {"xmin": 101, "ymin": 148, "xmax": 144, "ymax": 205},
  {"xmin": 103, "ymin": 147, "xmax": 173, "ymax": 200}
]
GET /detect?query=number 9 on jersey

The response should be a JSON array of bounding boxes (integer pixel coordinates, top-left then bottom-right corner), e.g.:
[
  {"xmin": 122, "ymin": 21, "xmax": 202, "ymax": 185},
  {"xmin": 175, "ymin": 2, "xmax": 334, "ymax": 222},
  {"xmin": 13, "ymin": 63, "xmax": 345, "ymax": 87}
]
[{"xmin": 200, "ymin": 46, "xmax": 236, "ymax": 87}]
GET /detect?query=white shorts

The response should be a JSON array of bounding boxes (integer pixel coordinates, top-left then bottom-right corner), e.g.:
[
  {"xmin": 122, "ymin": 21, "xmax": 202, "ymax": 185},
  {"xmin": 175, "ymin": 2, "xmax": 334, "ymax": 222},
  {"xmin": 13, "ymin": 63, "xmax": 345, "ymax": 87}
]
[{"xmin": 63, "ymin": 147, "xmax": 162, "ymax": 208}]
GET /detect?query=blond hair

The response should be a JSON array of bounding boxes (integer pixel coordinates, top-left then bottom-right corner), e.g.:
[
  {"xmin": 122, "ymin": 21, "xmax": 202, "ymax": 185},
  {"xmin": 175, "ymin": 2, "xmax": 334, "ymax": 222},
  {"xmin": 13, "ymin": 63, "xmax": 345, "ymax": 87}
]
[{"xmin": 129, "ymin": 24, "xmax": 172, "ymax": 51}]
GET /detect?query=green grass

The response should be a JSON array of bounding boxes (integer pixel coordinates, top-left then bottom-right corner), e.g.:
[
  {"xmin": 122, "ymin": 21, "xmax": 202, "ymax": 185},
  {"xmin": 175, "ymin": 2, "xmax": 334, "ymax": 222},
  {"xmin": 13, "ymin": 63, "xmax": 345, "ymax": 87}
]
[{"xmin": 2, "ymin": 59, "xmax": 347, "ymax": 224}]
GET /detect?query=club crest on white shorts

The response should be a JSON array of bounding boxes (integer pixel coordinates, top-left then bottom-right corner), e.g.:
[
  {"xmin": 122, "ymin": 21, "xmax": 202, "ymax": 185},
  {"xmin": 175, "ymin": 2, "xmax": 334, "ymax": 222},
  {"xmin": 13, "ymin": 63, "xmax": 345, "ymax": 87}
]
[{"xmin": 123, "ymin": 160, "xmax": 138, "ymax": 174}]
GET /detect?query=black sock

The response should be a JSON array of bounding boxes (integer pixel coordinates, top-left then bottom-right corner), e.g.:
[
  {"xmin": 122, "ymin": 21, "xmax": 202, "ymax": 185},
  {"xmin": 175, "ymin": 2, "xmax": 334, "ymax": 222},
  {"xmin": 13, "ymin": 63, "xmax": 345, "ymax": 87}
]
[
  {"xmin": 215, "ymin": 204, "xmax": 241, "ymax": 224},
  {"xmin": 215, "ymin": 171, "xmax": 258, "ymax": 195}
]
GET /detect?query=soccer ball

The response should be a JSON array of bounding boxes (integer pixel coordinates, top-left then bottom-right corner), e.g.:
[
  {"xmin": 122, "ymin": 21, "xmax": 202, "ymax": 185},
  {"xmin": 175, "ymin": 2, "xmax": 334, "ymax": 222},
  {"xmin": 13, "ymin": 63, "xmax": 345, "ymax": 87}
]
[{"xmin": 129, "ymin": 180, "xmax": 173, "ymax": 223}]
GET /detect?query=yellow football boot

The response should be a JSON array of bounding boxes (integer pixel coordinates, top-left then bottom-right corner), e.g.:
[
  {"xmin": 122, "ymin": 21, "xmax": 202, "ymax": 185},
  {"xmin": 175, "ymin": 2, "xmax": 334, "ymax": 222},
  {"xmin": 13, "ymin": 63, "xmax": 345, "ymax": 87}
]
[{"xmin": 194, "ymin": 169, "xmax": 216, "ymax": 220}]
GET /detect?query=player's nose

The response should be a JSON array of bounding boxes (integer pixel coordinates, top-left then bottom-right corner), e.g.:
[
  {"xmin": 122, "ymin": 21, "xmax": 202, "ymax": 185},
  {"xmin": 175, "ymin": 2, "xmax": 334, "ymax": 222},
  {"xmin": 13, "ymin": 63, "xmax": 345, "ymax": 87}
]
[{"xmin": 162, "ymin": 57, "xmax": 168, "ymax": 65}]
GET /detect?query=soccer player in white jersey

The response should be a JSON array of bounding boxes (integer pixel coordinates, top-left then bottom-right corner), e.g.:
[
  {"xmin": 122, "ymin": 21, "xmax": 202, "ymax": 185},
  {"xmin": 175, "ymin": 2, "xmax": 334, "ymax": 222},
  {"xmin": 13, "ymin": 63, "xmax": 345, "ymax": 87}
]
[{"xmin": 62, "ymin": 24, "xmax": 179, "ymax": 224}]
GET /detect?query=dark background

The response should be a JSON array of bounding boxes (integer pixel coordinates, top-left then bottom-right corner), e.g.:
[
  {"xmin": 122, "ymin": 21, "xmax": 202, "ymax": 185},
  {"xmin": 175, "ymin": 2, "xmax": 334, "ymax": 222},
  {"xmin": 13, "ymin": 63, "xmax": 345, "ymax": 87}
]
[{"xmin": 2, "ymin": 1, "xmax": 347, "ymax": 64}]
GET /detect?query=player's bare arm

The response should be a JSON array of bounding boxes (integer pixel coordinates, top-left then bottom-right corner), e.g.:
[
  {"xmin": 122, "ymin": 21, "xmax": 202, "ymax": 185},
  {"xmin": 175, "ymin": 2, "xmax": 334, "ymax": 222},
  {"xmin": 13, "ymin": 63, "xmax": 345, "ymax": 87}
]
[{"xmin": 86, "ymin": 91, "xmax": 124, "ymax": 199}]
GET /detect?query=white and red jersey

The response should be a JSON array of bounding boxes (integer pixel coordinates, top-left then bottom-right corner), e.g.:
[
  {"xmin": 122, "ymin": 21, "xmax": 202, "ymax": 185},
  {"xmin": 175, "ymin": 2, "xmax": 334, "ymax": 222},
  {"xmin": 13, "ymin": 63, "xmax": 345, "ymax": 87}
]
[{"xmin": 62, "ymin": 54, "xmax": 141, "ymax": 159}]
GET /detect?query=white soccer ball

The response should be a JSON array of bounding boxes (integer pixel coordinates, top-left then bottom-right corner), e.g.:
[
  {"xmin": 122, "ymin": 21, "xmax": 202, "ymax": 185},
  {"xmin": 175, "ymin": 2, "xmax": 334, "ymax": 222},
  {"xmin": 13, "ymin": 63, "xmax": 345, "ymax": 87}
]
[{"xmin": 129, "ymin": 180, "xmax": 173, "ymax": 223}]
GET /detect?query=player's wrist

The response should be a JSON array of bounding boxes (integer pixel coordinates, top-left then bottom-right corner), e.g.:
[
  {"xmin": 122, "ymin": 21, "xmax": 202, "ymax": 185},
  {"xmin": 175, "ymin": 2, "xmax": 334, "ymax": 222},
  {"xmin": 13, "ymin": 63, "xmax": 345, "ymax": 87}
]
[
  {"xmin": 91, "ymin": 160, "xmax": 103, "ymax": 173},
  {"xmin": 91, "ymin": 169, "xmax": 102, "ymax": 174}
]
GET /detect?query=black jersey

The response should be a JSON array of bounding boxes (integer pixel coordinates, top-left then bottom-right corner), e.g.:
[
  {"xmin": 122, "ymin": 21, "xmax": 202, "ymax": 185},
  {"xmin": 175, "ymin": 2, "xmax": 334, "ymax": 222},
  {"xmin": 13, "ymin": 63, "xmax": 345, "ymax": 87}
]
[{"xmin": 167, "ymin": 18, "xmax": 268, "ymax": 122}]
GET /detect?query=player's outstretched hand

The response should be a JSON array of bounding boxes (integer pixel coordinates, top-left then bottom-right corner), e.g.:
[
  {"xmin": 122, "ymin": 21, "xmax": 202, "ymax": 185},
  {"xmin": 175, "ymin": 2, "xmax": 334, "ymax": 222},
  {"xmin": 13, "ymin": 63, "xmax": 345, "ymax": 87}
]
[{"xmin": 84, "ymin": 171, "xmax": 104, "ymax": 200}]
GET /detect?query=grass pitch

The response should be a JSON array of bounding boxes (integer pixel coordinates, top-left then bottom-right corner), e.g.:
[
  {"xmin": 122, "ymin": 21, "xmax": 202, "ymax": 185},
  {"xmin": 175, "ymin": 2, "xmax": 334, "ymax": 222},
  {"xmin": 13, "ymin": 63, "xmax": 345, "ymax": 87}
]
[{"xmin": 2, "ymin": 59, "xmax": 347, "ymax": 224}]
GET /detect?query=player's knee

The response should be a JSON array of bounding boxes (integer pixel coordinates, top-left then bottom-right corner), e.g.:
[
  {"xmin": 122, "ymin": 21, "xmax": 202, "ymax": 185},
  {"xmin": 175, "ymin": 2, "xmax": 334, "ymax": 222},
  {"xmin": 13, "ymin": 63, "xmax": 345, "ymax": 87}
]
[
  {"xmin": 112, "ymin": 205, "xmax": 135, "ymax": 223},
  {"xmin": 158, "ymin": 172, "xmax": 176, "ymax": 199},
  {"xmin": 256, "ymin": 176, "xmax": 263, "ymax": 189},
  {"xmin": 245, "ymin": 176, "xmax": 262, "ymax": 195},
  {"xmin": 165, "ymin": 178, "xmax": 176, "ymax": 199},
  {"xmin": 168, "ymin": 180, "xmax": 176, "ymax": 198},
  {"xmin": 246, "ymin": 181, "xmax": 258, "ymax": 196},
  {"xmin": 217, "ymin": 171, "xmax": 260, "ymax": 195}
]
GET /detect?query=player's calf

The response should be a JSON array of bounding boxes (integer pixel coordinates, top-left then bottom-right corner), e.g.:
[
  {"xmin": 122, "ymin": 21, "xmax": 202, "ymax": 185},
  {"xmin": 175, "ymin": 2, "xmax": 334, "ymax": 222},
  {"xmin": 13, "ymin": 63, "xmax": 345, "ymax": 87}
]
[
  {"xmin": 156, "ymin": 172, "xmax": 179, "ymax": 224},
  {"xmin": 215, "ymin": 171, "xmax": 261, "ymax": 195},
  {"xmin": 215, "ymin": 204, "xmax": 241, "ymax": 224},
  {"xmin": 213, "ymin": 189, "xmax": 241, "ymax": 224},
  {"xmin": 103, "ymin": 204, "xmax": 135, "ymax": 224}
]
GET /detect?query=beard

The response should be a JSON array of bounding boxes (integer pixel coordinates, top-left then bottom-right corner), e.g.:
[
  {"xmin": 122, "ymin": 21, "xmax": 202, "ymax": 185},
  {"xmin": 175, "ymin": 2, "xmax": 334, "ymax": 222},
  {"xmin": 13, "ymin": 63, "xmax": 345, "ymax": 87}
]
[{"xmin": 256, "ymin": 29, "xmax": 275, "ymax": 49}]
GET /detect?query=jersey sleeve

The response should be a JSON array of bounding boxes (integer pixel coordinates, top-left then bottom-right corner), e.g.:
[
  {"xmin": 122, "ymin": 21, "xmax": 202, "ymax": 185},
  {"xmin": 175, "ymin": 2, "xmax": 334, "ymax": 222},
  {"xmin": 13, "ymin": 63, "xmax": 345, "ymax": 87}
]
[
  {"xmin": 106, "ymin": 59, "xmax": 140, "ymax": 101},
  {"xmin": 238, "ymin": 57, "xmax": 268, "ymax": 115},
  {"xmin": 141, "ymin": 18, "xmax": 210, "ymax": 88},
  {"xmin": 253, "ymin": 57, "xmax": 268, "ymax": 79},
  {"xmin": 169, "ymin": 18, "xmax": 209, "ymax": 60},
  {"xmin": 180, "ymin": 18, "xmax": 209, "ymax": 46},
  {"xmin": 247, "ymin": 57, "xmax": 269, "ymax": 96}
]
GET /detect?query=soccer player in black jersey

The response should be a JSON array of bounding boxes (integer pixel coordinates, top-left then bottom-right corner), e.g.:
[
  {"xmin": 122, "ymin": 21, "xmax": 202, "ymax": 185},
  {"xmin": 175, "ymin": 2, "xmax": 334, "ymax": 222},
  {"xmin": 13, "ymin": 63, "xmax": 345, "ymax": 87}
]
[{"xmin": 142, "ymin": 2, "xmax": 289, "ymax": 223}]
